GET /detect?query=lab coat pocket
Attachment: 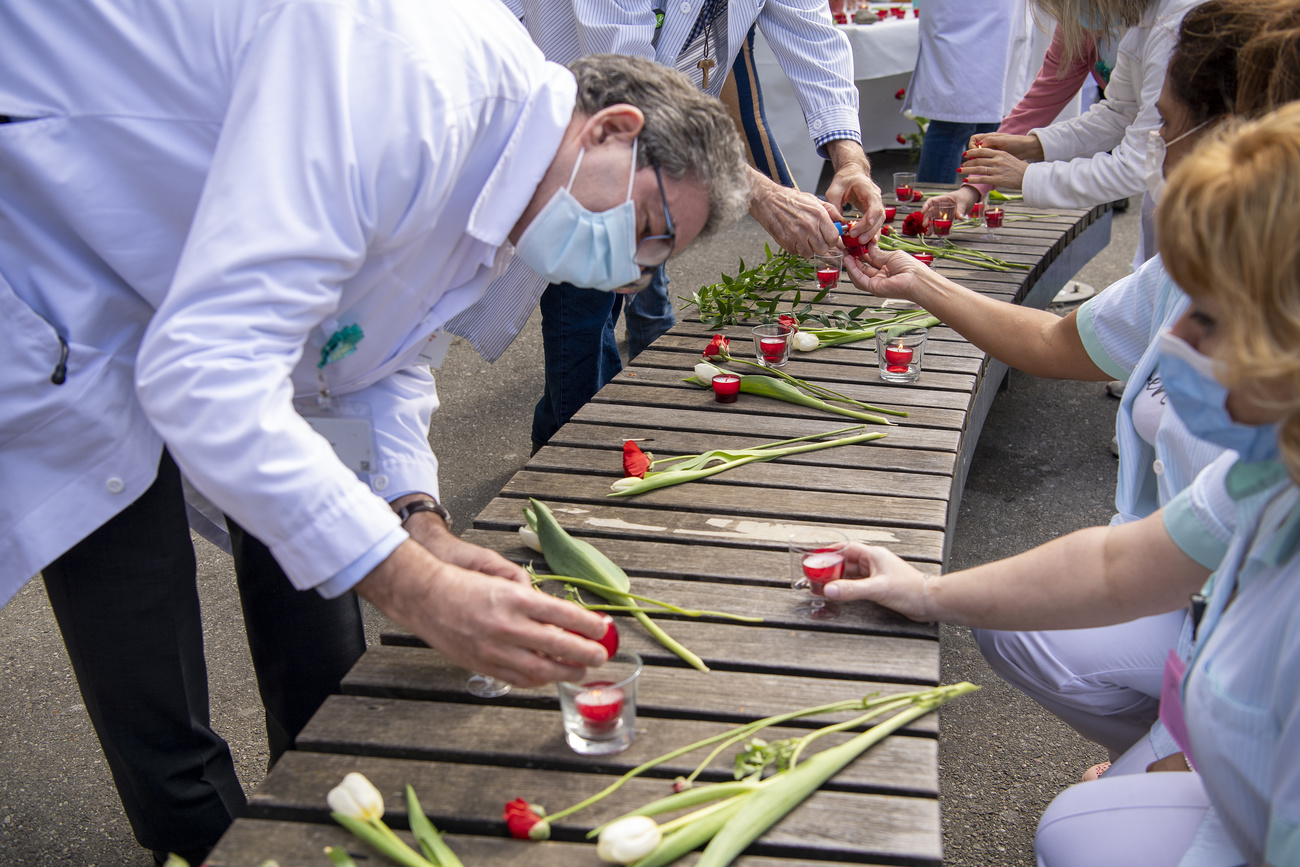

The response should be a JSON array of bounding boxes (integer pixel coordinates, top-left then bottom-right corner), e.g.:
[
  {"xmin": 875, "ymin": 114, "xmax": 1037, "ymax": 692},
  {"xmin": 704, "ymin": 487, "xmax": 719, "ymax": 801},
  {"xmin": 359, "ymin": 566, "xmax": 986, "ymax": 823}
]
[
  {"xmin": 0, "ymin": 273, "xmax": 107, "ymax": 447},
  {"xmin": 1195, "ymin": 662, "xmax": 1274, "ymax": 824}
]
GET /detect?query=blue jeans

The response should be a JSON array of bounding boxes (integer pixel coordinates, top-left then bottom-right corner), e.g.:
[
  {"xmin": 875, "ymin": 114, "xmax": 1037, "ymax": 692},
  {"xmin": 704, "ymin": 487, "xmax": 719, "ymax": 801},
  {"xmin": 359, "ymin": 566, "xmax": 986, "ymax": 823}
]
[
  {"xmin": 532, "ymin": 266, "xmax": 672, "ymax": 450},
  {"xmin": 917, "ymin": 120, "xmax": 1001, "ymax": 184}
]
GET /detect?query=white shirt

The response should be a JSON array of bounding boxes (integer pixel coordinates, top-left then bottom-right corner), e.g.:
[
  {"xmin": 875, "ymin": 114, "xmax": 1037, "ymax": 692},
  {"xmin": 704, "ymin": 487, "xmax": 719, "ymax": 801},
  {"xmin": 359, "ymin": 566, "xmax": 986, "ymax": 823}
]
[
  {"xmin": 0, "ymin": 0, "xmax": 575, "ymax": 601},
  {"xmin": 903, "ymin": 0, "xmax": 1020, "ymax": 124},
  {"xmin": 1023, "ymin": 0, "xmax": 1199, "ymax": 209}
]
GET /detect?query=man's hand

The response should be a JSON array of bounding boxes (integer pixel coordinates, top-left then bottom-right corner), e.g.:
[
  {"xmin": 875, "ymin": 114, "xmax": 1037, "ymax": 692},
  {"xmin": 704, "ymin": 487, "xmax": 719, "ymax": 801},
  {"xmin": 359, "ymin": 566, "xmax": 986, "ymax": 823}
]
[
  {"xmin": 824, "ymin": 139, "xmax": 884, "ymax": 240},
  {"xmin": 967, "ymin": 132, "xmax": 1044, "ymax": 162},
  {"xmin": 748, "ymin": 167, "xmax": 841, "ymax": 256},
  {"xmin": 921, "ymin": 185, "xmax": 981, "ymax": 221},
  {"xmin": 820, "ymin": 542, "xmax": 935, "ymax": 622},
  {"xmin": 356, "ymin": 539, "xmax": 611, "ymax": 686}
]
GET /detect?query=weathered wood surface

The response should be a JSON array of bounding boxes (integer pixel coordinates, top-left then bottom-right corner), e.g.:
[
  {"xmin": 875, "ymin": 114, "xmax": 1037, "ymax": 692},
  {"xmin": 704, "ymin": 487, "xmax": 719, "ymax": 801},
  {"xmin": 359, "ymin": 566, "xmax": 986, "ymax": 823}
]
[{"xmin": 207, "ymin": 193, "xmax": 1109, "ymax": 867}]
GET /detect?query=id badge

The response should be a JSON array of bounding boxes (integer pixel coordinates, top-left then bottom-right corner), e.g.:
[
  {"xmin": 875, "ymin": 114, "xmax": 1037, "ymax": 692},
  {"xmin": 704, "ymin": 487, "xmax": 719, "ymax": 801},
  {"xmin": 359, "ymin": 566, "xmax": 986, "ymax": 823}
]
[
  {"xmin": 296, "ymin": 399, "xmax": 377, "ymax": 474},
  {"xmin": 416, "ymin": 331, "xmax": 454, "ymax": 370},
  {"xmin": 1158, "ymin": 649, "xmax": 1195, "ymax": 769}
]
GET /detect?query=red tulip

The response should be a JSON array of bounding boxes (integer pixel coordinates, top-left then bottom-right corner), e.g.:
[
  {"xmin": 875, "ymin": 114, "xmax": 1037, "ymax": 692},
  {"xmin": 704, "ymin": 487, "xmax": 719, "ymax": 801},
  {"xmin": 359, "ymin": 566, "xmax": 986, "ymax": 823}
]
[
  {"xmin": 895, "ymin": 87, "xmax": 906, "ymax": 100},
  {"xmin": 902, "ymin": 211, "xmax": 926, "ymax": 237},
  {"xmin": 896, "ymin": 133, "xmax": 907, "ymax": 145},
  {"xmin": 703, "ymin": 333, "xmax": 730, "ymax": 358},
  {"xmin": 880, "ymin": 224, "xmax": 892, "ymax": 236},
  {"xmin": 778, "ymin": 314, "xmax": 799, "ymax": 332},
  {"xmin": 911, "ymin": 190, "xmax": 924, "ymax": 202},
  {"xmin": 567, "ymin": 612, "xmax": 619, "ymax": 658},
  {"xmin": 622, "ymin": 440, "xmax": 651, "ymax": 478},
  {"xmin": 504, "ymin": 798, "xmax": 550, "ymax": 841}
]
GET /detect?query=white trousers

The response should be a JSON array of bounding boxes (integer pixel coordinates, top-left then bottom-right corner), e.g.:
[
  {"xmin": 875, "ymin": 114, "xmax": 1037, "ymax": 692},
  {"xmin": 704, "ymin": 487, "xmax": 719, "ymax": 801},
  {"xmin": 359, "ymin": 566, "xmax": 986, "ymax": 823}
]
[
  {"xmin": 1036, "ymin": 770, "xmax": 1246, "ymax": 867},
  {"xmin": 973, "ymin": 609, "xmax": 1188, "ymax": 757}
]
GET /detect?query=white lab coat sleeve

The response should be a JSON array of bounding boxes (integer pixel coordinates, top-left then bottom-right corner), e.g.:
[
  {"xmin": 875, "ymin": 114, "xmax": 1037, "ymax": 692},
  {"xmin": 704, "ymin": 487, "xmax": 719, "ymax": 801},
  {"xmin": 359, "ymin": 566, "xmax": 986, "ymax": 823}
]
[
  {"xmin": 756, "ymin": 0, "xmax": 860, "ymax": 146},
  {"xmin": 1021, "ymin": 22, "xmax": 1172, "ymax": 208},
  {"xmin": 360, "ymin": 365, "xmax": 442, "ymax": 502},
  {"xmin": 571, "ymin": 0, "xmax": 658, "ymax": 57},
  {"xmin": 135, "ymin": 3, "xmax": 456, "ymax": 590}
]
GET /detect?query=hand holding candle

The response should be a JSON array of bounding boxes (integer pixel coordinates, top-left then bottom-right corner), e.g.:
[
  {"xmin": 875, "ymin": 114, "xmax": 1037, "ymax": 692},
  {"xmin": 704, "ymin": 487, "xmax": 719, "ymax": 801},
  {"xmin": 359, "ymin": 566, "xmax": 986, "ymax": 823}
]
[{"xmin": 789, "ymin": 528, "xmax": 850, "ymax": 619}]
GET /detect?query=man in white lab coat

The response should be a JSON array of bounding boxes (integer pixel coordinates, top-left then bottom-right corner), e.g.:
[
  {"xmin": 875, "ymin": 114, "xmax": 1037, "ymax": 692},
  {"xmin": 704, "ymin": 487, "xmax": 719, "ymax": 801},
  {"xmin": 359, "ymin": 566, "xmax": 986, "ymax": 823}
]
[{"xmin": 0, "ymin": 0, "xmax": 749, "ymax": 859}]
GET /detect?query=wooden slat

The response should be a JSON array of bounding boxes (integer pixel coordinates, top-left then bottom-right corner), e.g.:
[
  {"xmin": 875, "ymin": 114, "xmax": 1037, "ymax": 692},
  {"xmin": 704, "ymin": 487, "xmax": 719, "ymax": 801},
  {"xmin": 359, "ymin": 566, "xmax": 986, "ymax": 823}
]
[
  {"xmin": 343, "ymin": 645, "xmax": 941, "ymax": 733},
  {"xmin": 208, "ymin": 819, "xmax": 903, "ymax": 867},
  {"xmin": 297, "ymin": 696, "xmax": 939, "ymax": 796},
  {"xmin": 246, "ymin": 753, "xmax": 944, "ymax": 865}
]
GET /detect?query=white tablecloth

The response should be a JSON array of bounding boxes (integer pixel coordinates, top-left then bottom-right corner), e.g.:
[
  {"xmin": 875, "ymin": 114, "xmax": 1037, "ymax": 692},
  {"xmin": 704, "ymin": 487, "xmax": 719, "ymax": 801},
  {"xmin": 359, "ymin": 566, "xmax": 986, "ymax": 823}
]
[{"xmin": 754, "ymin": 16, "xmax": 919, "ymax": 191}]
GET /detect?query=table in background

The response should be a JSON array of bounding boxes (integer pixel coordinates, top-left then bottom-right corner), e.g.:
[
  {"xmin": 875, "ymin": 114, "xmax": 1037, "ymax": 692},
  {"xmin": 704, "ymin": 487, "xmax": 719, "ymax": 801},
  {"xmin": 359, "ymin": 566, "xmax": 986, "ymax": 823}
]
[
  {"xmin": 754, "ymin": 15, "xmax": 919, "ymax": 191},
  {"xmin": 206, "ymin": 192, "xmax": 1112, "ymax": 867}
]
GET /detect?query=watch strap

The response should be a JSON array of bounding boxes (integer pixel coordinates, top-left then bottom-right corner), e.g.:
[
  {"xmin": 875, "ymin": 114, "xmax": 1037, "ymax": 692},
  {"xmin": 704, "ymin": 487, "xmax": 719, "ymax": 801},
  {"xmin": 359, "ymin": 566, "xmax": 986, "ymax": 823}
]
[{"xmin": 395, "ymin": 498, "xmax": 451, "ymax": 530}]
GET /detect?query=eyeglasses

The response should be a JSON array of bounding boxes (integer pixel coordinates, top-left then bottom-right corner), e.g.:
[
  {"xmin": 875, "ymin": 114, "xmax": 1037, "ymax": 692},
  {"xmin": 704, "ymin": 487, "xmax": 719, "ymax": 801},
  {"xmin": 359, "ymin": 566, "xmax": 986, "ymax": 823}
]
[{"xmin": 620, "ymin": 160, "xmax": 676, "ymax": 292}]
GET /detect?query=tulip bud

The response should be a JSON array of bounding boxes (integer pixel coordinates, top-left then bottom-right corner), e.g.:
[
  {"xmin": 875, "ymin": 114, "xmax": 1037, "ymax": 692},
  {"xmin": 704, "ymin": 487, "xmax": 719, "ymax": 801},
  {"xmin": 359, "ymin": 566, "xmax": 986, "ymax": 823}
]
[
  {"xmin": 327, "ymin": 773, "xmax": 385, "ymax": 822},
  {"xmin": 518, "ymin": 525, "xmax": 544, "ymax": 553},
  {"xmin": 694, "ymin": 361, "xmax": 722, "ymax": 381},
  {"xmin": 597, "ymin": 815, "xmax": 662, "ymax": 863},
  {"xmin": 610, "ymin": 477, "xmax": 641, "ymax": 493},
  {"xmin": 902, "ymin": 109, "xmax": 915, "ymax": 120},
  {"xmin": 792, "ymin": 331, "xmax": 820, "ymax": 352}
]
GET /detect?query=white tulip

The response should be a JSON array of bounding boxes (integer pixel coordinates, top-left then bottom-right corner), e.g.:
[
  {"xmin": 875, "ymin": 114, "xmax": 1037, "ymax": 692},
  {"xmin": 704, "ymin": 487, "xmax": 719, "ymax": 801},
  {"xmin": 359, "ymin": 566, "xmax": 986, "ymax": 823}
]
[
  {"xmin": 518, "ymin": 524, "xmax": 544, "ymax": 553},
  {"xmin": 610, "ymin": 476, "xmax": 641, "ymax": 493},
  {"xmin": 902, "ymin": 109, "xmax": 916, "ymax": 120},
  {"xmin": 792, "ymin": 331, "xmax": 821, "ymax": 352},
  {"xmin": 326, "ymin": 772, "xmax": 385, "ymax": 822},
  {"xmin": 694, "ymin": 361, "xmax": 722, "ymax": 380},
  {"xmin": 597, "ymin": 815, "xmax": 662, "ymax": 863}
]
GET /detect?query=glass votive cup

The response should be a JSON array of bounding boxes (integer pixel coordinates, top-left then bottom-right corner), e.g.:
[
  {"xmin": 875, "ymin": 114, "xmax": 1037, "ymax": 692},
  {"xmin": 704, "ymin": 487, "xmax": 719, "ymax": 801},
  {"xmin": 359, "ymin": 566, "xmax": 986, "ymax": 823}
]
[
  {"xmin": 983, "ymin": 203, "xmax": 1005, "ymax": 240},
  {"xmin": 883, "ymin": 205, "xmax": 897, "ymax": 222},
  {"xmin": 557, "ymin": 651, "xmax": 642, "ymax": 756},
  {"xmin": 812, "ymin": 251, "xmax": 843, "ymax": 290},
  {"xmin": 789, "ymin": 527, "xmax": 850, "ymax": 620},
  {"xmin": 752, "ymin": 323, "xmax": 793, "ymax": 368},
  {"xmin": 931, "ymin": 201, "xmax": 957, "ymax": 237},
  {"xmin": 876, "ymin": 325, "xmax": 928, "ymax": 383},
  {"xmin": 969, "ymin": 201, "xmax": 983, "ymax": 219},
  {"xmin": 893, "ymin": 171, "xmax": 916, "ymax": 204},
  {"xmin": 712, "ymin": 373, "xmax": 741, "ymax": 404},
  {"xmin": 912, "ymin": 252, "xmax": 934, "ymax": 267}
]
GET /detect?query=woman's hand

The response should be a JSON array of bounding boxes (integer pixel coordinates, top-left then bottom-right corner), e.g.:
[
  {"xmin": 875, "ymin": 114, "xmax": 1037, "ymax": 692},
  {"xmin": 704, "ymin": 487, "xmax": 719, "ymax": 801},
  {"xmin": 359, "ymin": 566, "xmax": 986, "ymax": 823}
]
[
  {"xmin": 967, "ymin": 132, "xmax": 1044, "ymax": 162},
  {"xmin": 822, "ymin": 543, "xmax": 935, "ymax": 622},
  {"xmin": 922, "ymin": 185, "xmax": 981, "ymax": 221},
  {"xmin": 843, "ymin": 239, "xmax": 929, "ymax": 301},
  {"xmin": 959, "ymin": 147, "xmax": 1030, "ymax": 190}
]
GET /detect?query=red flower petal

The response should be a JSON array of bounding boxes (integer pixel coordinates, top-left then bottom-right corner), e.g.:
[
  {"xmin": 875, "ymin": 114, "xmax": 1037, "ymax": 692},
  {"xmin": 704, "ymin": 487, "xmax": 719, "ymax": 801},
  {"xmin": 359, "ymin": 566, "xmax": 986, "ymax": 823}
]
[
  {"xmin": 911, "ymin": 190, "xmax": 924, "ymax": 202},
  {"xmin": 894, "ymin": 88, "xmax": 906, "ymax": 100},
  {"xmin": 504, "ymin": 798, "xmax": 546, "ymax": 840},
  {"xmin": 702, "ymin": 333, "xmax": 730, "ymax": 358},
  {"xmin": 778, "ymin": 314, "xmax": 799, "ymax": 332},
  {"xmin": 896, "ymin": 133, "xmax": 907, "ymax": 145},
  {"xmin": 880, "ymin": 224, "xmax": 892, "ymax": 236},
  {"xmin": 902, "ymin": 212, "xmax": 926, "ymax": 237},
  {"xmin": 622, "ymin": 440, "xmax": 651, "ymax": 478}
]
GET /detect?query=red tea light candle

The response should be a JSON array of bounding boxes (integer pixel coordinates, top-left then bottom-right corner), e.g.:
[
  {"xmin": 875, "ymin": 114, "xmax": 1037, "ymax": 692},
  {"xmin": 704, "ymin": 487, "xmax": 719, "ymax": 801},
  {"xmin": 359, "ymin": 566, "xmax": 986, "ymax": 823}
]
[
  {"xmin": 885, "ymin": 342, "xmax": 913, "ymax": 374},
  {"xmin": 895, "ymin": 185, "xmax": 912, "ymax": 201},
  {"xmin": 985, "ymin": 206, "xmax": 1005, "ymax": 228},
  {"xmin": 802, "ymin": 551, "xmax": 845, "ymax": 596},
  {"xmin": 913, "ymin": 252, "xmax": 934, "ymax": 266},
  {"xmin": 883, "ymin": 205, "xmax": 897, "ymax": 222},
  {"xmin": 892, "ymin": 7, "xmax": 906, "ymax": 18},
  {"xmin": 913, "ymin": 7, "xmax": 919, "ymax": 15},
  {"xmin": 932, "ymin": 218, "xmax": 952, "ymax": 236},
  {"xmin": 711, "ymin": 373, "xmax": 741, "ymax": 404},
  {"xmin": 816, "ymin": 266, "xmax": 839, "ymax": 289},
  {"xmin": 969, "ymin": 202, "xmax": 983, "ymax": 218},
  {"xmin": 760, "ymin": 337, "xmax": 787, "ymax": 363},
  {"xmin": 575, "ymin": 682, "xmax": 624, "ymax": 732},
  {"xmin": 876, "ymin": 8, "xmax": 888, "ymax": 19}
]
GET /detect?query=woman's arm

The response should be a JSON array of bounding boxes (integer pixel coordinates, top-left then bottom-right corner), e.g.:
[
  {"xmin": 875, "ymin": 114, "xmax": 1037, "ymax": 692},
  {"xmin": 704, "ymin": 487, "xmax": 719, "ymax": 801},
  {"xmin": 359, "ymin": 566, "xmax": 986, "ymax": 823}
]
[{"xmin": 844, "ymin": 242, "xmax": 1108, "ymax": 381}]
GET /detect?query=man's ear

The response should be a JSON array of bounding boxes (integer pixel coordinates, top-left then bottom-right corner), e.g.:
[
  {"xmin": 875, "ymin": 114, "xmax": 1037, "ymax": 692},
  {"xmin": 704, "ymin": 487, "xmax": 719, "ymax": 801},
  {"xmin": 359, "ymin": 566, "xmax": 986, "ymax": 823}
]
[{"xmin": 577, "ymin": 104, "xmax": 646, "ymax": 148}]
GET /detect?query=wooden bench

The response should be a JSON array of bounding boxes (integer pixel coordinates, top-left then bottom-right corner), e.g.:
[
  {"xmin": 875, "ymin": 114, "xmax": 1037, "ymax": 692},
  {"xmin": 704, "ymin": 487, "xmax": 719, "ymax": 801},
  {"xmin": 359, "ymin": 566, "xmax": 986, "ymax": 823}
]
[{"xmin": 207, "ymin": 193, "xmax": 1111, "ymax": 867}]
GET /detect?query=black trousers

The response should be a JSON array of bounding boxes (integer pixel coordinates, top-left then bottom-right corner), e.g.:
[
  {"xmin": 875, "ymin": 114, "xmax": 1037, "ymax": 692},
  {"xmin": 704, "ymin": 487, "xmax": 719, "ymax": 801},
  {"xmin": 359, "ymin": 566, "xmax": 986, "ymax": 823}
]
[{"xmin": 41, "ymin": 450, "xmax": 365, "ymax": 853}]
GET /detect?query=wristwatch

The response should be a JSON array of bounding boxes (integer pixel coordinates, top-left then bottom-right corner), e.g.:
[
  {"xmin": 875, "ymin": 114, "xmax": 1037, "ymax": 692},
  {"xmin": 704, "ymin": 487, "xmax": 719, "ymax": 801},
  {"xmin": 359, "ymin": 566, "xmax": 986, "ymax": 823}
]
[{"xmin": 395, "ymin": 498, "xmax": 452, "ymax": 530}]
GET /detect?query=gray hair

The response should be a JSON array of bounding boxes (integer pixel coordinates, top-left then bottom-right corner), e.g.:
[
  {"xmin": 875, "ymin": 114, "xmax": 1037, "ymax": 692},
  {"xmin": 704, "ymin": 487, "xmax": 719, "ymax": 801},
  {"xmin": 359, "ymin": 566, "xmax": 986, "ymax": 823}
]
[
  {"xmin": 1031, "ymin": 0, "xmax": 1158, "ymax": 67},
  {"xmin": 569, "ymin": 54, "xmax": 750, "ymax": 239}
]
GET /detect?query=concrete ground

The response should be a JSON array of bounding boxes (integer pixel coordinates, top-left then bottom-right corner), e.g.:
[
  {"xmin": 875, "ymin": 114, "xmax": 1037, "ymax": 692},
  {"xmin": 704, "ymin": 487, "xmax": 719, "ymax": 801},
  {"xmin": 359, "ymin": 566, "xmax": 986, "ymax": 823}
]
[{"xmin": 0, "ymin": 154, "xmax": 1140, "ymax": 866}]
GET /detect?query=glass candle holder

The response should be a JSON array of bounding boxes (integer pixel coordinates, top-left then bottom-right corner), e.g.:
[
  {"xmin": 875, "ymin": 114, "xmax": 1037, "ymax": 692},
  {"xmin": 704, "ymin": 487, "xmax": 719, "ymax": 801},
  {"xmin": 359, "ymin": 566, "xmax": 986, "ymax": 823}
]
[
  {"xmin": 912, "ymin": 251, "xmax": 934, "ymax": 267},
  {"xmin": 751, "ymin": 323, "xmax": 793, "ymax": 368},
  {"xmin": 876, "ymin": 324, "xmax": 928, "ymax": 383},
  {"xmin": 983, "ymin": 203, "xmax": 1005, "ymax": 240},
  {"xmin": 931, "ymin": 201, "xmax": 956, "ymax": 237},
  {"xmin": 789, "ymin": 527, "xmax": 850, "ymax": 620},
  {"xmin": 893, "ymin": 171, "xmax": 916, "ymax": 204},
  {"xmin": 556, "ymin": 652, "xmax": 642, "ymax": 755},
  {"xmin": 711, "ymin": 372, "xmax": 741, "ymax": 404},
  {"xmin": 812, "ymin": 250, "xmax": 843, "ymax": 290},
  {"xmin": 883, "ymin": 205, "xmax": 897, "ymax": 222}
]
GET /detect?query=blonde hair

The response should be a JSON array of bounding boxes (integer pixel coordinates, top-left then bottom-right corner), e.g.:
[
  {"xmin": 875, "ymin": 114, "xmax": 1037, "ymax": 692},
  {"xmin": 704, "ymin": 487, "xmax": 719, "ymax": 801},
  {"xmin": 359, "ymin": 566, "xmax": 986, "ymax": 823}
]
[
  {"xmin": 1031, "ymin": 0, "xmax": 1155, "ymax": 66},
  {"xmin": 1158, "ymin": 104, "xmax": 1300, "ymax": 481}
]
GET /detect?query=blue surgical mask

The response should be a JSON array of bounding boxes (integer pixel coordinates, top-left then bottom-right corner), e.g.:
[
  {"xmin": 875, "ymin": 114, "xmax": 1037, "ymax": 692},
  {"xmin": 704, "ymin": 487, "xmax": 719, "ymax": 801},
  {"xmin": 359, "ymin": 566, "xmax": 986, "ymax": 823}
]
[
  {"xmin": 1158, "ymin": 331, "xmax": 1281, "ymax": 462},
  {"xmin": 515, "ymin": 139, "xmax": 642, "ymax": 291}
]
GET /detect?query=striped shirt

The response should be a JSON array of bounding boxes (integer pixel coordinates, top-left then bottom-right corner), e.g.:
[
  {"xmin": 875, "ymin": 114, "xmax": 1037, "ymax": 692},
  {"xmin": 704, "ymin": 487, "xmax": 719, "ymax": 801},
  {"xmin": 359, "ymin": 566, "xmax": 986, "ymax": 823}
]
[{"xmin": 1163, "ymin": 456, "xmax": 1300, "ymax": 866}]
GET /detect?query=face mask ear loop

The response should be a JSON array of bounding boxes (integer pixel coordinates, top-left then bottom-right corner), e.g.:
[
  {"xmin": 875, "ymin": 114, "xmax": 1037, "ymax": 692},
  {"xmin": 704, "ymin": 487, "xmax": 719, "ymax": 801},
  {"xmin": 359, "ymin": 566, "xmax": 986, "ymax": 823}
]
[
  {"xmin": 625, "ymin": 138, "xmax": 639, "ymax": 201},
  {"xmin": 565, "ymin": 147, "xmax": 586, "ymax": 191}
]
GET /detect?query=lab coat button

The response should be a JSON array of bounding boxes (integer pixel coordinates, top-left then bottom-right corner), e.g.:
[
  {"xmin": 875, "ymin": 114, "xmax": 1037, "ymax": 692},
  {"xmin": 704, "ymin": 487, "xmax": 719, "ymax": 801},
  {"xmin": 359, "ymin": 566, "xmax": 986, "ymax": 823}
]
[
  {"xmin": 1153, "ymin": 459, "xmax": 1165, "ymax": 476},
  {"xmin": 106, "ymin": 477, "xmax": 125, "ymax": 494},
  {"xmin": 373, "ymin": 474, "xmax": 389, "ymax": 491}
]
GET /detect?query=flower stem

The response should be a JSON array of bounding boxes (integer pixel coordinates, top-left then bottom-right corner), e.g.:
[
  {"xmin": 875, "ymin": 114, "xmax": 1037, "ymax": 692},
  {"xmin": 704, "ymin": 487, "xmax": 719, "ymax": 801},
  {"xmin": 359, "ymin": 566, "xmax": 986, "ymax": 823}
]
[{"xmin": 531, "ymin": 573, "xmax": 761, "ymax": 622}]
